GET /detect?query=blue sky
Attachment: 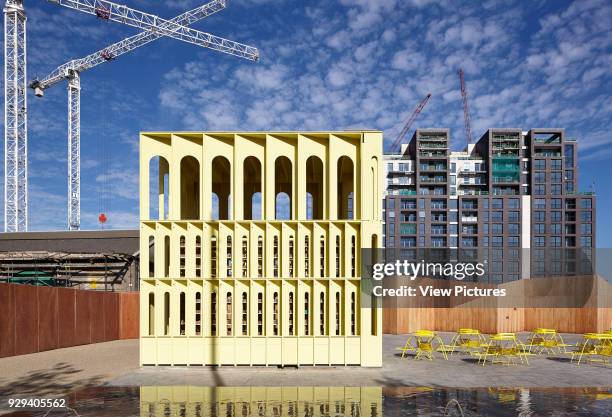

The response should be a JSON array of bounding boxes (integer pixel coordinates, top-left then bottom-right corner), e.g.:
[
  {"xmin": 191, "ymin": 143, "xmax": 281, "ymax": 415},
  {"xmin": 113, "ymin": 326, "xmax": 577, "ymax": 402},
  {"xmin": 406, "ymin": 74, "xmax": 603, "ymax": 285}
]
[{"xmin": 1, "ymin": 0, "xmax": 610, "ymax": 245}]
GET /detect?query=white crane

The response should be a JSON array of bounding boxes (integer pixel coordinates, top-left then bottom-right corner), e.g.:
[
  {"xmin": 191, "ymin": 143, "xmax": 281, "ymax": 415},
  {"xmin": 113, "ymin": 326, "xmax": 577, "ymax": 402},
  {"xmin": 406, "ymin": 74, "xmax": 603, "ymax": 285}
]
[
  {"xmin": 4, "ymin": 0, "xmax": 27, "ymax": 232},
  {"xmin": 4, "ymin": 0, "xmax": 258, "ymax": 231}
]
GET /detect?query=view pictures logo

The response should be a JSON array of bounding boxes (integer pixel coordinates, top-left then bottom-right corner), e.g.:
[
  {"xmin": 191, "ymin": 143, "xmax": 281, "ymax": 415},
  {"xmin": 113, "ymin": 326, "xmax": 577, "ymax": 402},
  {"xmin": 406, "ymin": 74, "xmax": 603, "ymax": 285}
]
[{"xmin": 372, "ymin": 260, "xmax": 486, "ymax": 281}]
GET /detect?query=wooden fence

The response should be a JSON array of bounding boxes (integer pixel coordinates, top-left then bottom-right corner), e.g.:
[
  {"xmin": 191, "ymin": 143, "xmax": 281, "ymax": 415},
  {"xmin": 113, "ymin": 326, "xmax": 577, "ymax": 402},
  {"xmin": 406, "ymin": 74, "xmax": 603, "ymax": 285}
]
[{"xmin": 0, "ymin": 283, "xmax": 139, "ymax": 358}]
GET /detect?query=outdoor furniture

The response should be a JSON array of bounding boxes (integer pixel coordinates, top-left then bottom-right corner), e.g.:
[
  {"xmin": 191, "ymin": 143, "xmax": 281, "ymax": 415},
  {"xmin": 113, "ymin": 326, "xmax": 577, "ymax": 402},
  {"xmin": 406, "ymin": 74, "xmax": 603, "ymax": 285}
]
[
  {"xmin": 396, "ymin": 330, "xmax": 449, "ymax": 360},
  {"xmin": 570, "ymin": 333, "xmax": 612, "ymax": 365},
  {"xmin": 449, "ymin": 328, "xmax": 487, "ymax": 355},
  {"xmin": 526, "ymin": 328, "xmax": 569, "ymax": 354},
  {"xmin": 477, "ymin": 333, "xmax": 530, "ymax": 366}
]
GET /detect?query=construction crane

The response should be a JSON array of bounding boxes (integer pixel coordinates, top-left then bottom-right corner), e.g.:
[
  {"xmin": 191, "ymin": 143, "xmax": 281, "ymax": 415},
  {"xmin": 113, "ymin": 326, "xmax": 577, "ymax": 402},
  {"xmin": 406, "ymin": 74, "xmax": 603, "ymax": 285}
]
[
  {"xmin": 389, "ymin": 93, "xmax": 432, "ymax": 152},
  {"xmin": 458, "ymin": 68, "xmax": 473, "ymax": 146},
  {"xmin": 30, "ymin": 0, "xmax": 253, "ymax": 231},
  {"xmin": 4, "ymin": 0, "xmax": 27, "ymax": 232},
  {"xmin": 4, "ymin": 0, "xmax": 258, "ymax": 232}
]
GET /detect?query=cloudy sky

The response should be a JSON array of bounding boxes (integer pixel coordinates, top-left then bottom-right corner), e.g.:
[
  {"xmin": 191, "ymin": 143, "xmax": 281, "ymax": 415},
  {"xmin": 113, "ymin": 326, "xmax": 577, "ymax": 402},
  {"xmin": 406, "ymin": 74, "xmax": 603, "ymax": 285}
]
[{"xmin": 2, "ymin": 0, "xmax": 611, "ymax": 245}]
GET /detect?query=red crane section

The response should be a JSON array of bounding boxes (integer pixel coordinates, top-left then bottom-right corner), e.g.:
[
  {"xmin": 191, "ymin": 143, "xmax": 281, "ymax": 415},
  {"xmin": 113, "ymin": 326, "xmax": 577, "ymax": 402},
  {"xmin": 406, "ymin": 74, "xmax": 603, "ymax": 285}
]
[{"xmin": 390, "ymin": 93, "xmax": 432, "ymax": 152}]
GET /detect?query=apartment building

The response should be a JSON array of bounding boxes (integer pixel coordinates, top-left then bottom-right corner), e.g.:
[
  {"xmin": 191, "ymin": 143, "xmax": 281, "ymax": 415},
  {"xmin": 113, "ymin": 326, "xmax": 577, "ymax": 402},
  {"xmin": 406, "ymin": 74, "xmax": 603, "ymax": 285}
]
[
  {"xmin": 139, "ymin": 131, "xmax": 383, "ymax": 366},
  {"xmin": 383, "ymin": 128, "xmax": 596, "ymax": 282}
]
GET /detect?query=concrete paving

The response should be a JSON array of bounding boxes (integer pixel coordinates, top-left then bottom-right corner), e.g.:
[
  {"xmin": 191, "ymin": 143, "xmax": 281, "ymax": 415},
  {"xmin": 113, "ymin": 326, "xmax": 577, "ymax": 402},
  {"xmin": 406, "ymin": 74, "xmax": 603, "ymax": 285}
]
[
  {"xmin": 0, "ymin": 334, "xmax": 609, "ymax": 398},
  {"xmin": 110, "ymin": 333, "xmax": 612, "ymax": 388}
]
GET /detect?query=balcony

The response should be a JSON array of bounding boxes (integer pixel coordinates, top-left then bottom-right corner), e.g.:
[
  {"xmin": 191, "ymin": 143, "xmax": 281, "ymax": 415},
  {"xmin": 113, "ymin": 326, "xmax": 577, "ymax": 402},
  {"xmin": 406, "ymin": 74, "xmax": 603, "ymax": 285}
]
[{"xmin": 461, "ymin": 216, "xmax": 478, "ymax": 223}]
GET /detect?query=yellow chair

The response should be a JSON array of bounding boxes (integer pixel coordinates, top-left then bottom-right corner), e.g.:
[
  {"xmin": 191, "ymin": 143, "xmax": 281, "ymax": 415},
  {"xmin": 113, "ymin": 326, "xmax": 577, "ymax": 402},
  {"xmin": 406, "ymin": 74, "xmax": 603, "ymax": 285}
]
[
  {"xmin": 478, "ymin": 333, "xmax": 530, "ymax": 366},
  {"xmin": 396, "ymin": 334, "xmax": 416, "ymax": 359},
  {"xmin": 527, "ymin": 328, "xmax": 569, "ymax": 354},
  {"xmin": 571, "ymin": 333, "xmax": 612, "ymax": 365},
  {"xmin": 414, "ymin": 330, "xmax": 449, "ymax": 361},
  {"xmin": 449, "ymin": 328, "xmax": 487, "ymax": 355}
]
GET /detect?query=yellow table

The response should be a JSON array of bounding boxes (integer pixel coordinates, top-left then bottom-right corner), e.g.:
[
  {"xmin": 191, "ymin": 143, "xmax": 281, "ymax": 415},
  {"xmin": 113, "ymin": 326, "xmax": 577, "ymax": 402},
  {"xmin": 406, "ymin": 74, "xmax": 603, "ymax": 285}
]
[
  {"xmin": 396, "ymin": 330, "xmax": 449, "ymax": 360},
  {"xmin": 570, "ymin": 333, "xmax": 612, "ymax": 365},
  {"xmin": 477, "ymin": 333, "xmax": 530, "ymax": 366},
  {"xmin": 527, "ymin": 328, "xmax": 569, "ymax": 354},
  {"xmin": 449, "ymin": 328, "xmax": 487, "ymax": 355}
]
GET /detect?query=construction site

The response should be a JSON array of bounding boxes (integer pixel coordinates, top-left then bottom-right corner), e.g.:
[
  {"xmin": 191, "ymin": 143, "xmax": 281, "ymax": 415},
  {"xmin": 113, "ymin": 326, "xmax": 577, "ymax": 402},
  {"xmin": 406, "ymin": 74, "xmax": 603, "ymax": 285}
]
[{"xmin": 0, "ymin": 1, "xmax": 610, "ymax": 416}]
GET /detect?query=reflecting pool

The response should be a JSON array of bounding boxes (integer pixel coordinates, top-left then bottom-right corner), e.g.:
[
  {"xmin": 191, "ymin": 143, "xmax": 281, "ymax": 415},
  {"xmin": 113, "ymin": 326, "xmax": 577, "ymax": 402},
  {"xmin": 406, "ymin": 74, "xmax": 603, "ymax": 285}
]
[{"xmin": 3, "ymin": 386, "xmax": 610, "ymax": 416}]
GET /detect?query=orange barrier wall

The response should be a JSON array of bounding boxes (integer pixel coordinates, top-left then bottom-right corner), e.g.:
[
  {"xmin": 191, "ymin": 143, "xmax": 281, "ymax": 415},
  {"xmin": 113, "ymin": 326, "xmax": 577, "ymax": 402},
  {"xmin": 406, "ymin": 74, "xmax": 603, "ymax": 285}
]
[{"xmin": 0, "ymin": 283, "xmax": 139, "ymax": 358}]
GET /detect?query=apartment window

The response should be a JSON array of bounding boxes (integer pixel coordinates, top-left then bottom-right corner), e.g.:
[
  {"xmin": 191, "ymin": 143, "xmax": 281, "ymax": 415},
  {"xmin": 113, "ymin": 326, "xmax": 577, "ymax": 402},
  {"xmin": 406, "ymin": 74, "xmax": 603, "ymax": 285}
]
[
  {"xmin": 534, "ymin": 199, "xmax": 545, "ymax": 209},
  {"xmin": 492, "ymin": 236, "xmax": 503, "ymax": 247},
  {"xmin": 195, "ymin": 292, "xmax": 201, "ymax": 336},
  {"xmin": 534, "ymin": 159, "xmax": 545, "ymax": 170},
  {"xmin": 508, "ymin": 198, "xmax": 519, "ymax": 209},
  {"xmin": 419, "ymin": 198, "xmax": 425, "ymax": 209},
  {"xmin": 258, "ymin": 236, "xmax": 263, "ymax": 277},
  {"xmin": 550, "ymin": 237, "xmax": 561, "ymax": 247},
  {"xmin": 179, "ymin": 236, "xmax": 186, "ymax": 277},
  {"xmin": 551, "ymin": 172, "xmax": 562, "ymax": 183},
  {"xmin": 565, "ymin": 170, "xmax": 574, "ymax": 181},
  {"xmin": 534, "ymin": 224, "xmax": 545, "ymax": 234},
  {"xmin": 242, "ymin": 237, "xmax": 248, "ymax": 277},
  {"xmin": 226, "ymin": 236, "xmax": 232, "ymax": 277},
  {"xmin": 534, "ymin": 185, "xmax": 545, "ymax": 195},
  {"xmin": 242, "ymin": 292, "xmax": 248, "ymax": 336},
  {"xmin": 534, "ymin": 211, "xmax": 545, "ymax": 222},
  {"xmin": 552, "ymin": 211, "xmax": 562, "ymax": 222},
  {"xmin": 257, "ymin": 292, "xmax": 263, "ymax": 336},
  {"xmin": 320, "ymin": 237, "xmax": 325, "ymax": 277},
  {"xmin": 551, "ymin": 198, "xmax": 562, "ymax": 209},
  {"xmin": 509, "ymin": 211, "xmax": 519, "ymax": 222},
  {"xmin": 335, "ymin": 236, "xmax": 341, "ymax": 277},
  {"xmin": 534, "ymin": 237, "xmax": 545, "ymax": 247},
  {"xmin": 492, "ymin": 199, "xmax": 503, "ymax": 209},
  {"xmin": 551, "ymin": 159, "xmax": 562, "ymax": 170},
  {"xmin": 565, "ymin": 182, "xmax": 574, "ymax": 193},
  {"xmin": 195, "ymin": 236, "xmax": 201, "ymax": 277},
  {"xmin": 320, "ymin": 292, "xmax": 326, "ymax": 335},
  {"xmin": 350, "ymin": 292, "xmax": 356, "ymax": 336},
  {"xmin": 508, "ymin": 223, "xmax": 519, "ymax": 234},
  {"xmin": 580, "ymin": 236, "xmax": 592, "ymax": 247},
  {"xmin": 304, "ymin": 293, "xmax": 310, "ymax": 336},
  {"xmin": 491, "ymin": 211, "xmax": 503, "ymax": 222},
  {"xmin": 335, "ymin": 292, "xmax": 341, "ymax": 336},
  {"xmin": 288, "ymin": 292, "xmax": 294, "ymax": 335},
  {"xmin": 481, "ymin": 211, "xmax": 489, "ymax": 222},
  {"xmin": 211, "ymin": 292, "xmax": 217, "ymax": 336},
  {"xmin": 226, "ymin": 292, "xmax": 232, "ymax": 336},
  {"xmin": 304, "ymin": 236, "xmax": 310, "ymax": 277},
  {"xmin": 508, "ymin": 236, "xmax": 519, "ymax": 247},
  {"xmin": 273, "ymin": 292, "xmax": 279, "ymax": 336},
  {"xmin": 550, "ymin": 224, "xmax": 561, "ymax": 234},
  {"xmin": 534, "ymin": 172, "xmax": 545, "ymax": 183},
  {"xmin": 580, "ymin": 211, "xmax": 592, "ymax": 222},
  {"xmin": 551, "ymin": 185, "xmax": 561, "ymax": 195},
  {"xmin": 273, "ymin": 236, "xmax": 279, "ymax": 278},
  {"xmin": 492, "ymin": 224, "xmax": 503, "ymax": 234},
  {"xmin": 211, "ymin": 236, "xmax": 217, "ymax": 278},
  {"xmin": 288, "ymin": 237, "xmax": 294, "ymax": 277},
  {"xmin": 581, "ymin": 223, "xmax": 592, "ymax": 235},
  {"xmin": 482, "ymin": 223, "xmax": 489, "ymax": 234},
  {"xmin": 581, "ymin": 199, "xmax": 592, "ymax": 209}
]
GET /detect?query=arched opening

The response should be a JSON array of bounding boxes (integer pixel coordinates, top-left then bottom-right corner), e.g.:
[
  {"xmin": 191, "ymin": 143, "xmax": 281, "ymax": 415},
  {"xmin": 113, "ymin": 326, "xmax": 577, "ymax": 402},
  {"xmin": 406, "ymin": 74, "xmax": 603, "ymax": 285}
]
[
  {"xmin": 288, "ymin": 291, "xmax": 294, "ymax": 335},
  {"xmin": 275, "ymin": 156, "xmax": 292, "ymax": 220},
  {"xmin": 180, "ymin": 156, "xmax": 200, "ymax": 220},
  {"xmin": 164, "ymin": 236, "xmax": 170, "ymax": 278},
  {"xmin": 241, "ymin": 292, "xmax": 248, "ymax": 335},
  {"xmin": 337, "ymin": 156, "xmax": 354, "ymax": 219},
  {"xmin": 148, "ymin": 236, "xmax": 154, "ymax": 278},
  {"xmin": 163, "ymin": 292, "xmax": 170, "ymax": 335},
  {"xmin": 273, "ymin": 291, "xmax": 279, "ymax": 336},
  {"xmin": 195, "ymin": 292, "xmax": 201, "ymax": 336},
  {"xmin": 179, "ymin": 236, "xmax": 185, "ymax": 277},
  {"xmin": 304, "ymin": 292, "xmax": 310, "ymax": 336},
  {"xmin": 306, "ymin": 156, "xmax": 323, "ymax": 219},
  {"xmin": 212, "ymin": 156, "xmax": 231, "ymax": 220},
  {"xmin": 226, "ymin": 291, "xmax": 233, "ymax": 336},
  {"xmin": 243, "ymin": 157, "xmax": 262, "ymax": 220},
  {"xmin": 320, "ymin": 292, "xmax": 326, "ymax": 335},
  {"xmin": 195, "ymin": 236, "xmax": 201, "ymax": 277},
  {"xmin": 148, "ymin": 292, "xmax": 155, "ymax": 336},
  {"xmin": 149, "ymin": 156, "xmax": 169, "ymax": 220},
  {"xmin": 179, "ymin": 292, "xmax": 185, "ymax": 335}
]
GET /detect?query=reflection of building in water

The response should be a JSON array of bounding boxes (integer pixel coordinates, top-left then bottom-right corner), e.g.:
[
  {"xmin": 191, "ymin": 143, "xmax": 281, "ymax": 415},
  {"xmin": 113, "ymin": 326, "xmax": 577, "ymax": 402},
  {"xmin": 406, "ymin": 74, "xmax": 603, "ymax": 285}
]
[
  {"xmin": 139, "ymin": 131, "xmax": 383, "ymax": 366},
  {"xmin": 140, "ymin": 386, "xmax": 383, "ymax": 417}
]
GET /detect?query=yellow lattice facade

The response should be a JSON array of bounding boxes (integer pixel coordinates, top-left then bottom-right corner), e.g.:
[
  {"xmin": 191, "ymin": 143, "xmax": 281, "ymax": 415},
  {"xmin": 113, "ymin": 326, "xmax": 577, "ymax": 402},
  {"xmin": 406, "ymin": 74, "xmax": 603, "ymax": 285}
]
[{"xmin": 139, "ymin": 131, "xmax": 383, "ymax": 366}]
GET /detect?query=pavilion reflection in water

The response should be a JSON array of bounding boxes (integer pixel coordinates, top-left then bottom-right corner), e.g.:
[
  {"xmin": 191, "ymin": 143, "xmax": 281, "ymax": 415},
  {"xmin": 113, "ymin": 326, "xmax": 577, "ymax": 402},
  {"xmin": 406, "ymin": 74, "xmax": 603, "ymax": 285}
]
[{"xmin": 140, "ymin": 386, "xmax": 382, "ymax": 417}]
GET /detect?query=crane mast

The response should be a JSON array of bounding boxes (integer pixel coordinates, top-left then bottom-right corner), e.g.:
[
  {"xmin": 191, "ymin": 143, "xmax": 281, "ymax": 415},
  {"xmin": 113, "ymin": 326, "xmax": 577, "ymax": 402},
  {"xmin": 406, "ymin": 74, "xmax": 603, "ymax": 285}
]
[
  {"xmin": 458, "ymin": 68, "xmax": 473, "ymax": 146},
  {"xmin": 11, "ymin": 0, "xmax": 257, "ymax": 230},
  {"xmin": 4, "ymin": 0, "xmax": 27, "ymax": 232}
]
